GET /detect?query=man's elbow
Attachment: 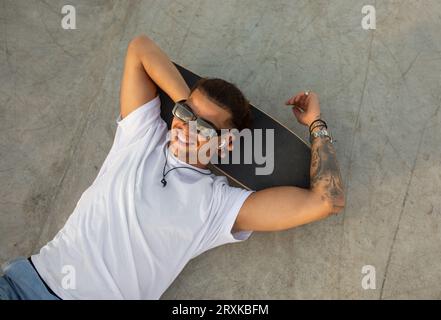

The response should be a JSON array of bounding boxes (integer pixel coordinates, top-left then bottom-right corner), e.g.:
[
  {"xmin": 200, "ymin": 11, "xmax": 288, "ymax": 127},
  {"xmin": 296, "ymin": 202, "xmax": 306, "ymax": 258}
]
[
  {"xmin": 324, "ymin": 192, "xmax": 346, "ymax": 216},
  {"xmin": 128, "ymin": 34, "xmax": 155, "ymax": 55}
]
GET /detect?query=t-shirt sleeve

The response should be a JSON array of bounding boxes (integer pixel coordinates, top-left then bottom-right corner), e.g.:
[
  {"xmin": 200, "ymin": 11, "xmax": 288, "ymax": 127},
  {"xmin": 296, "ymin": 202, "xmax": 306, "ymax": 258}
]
[
  {"xmin": 113, "ymin": 95, "xmax": 162, "ymax": 147},
  {"xmin": 200, "ymin": 177, "xmax": 255, "ymax": 253}
]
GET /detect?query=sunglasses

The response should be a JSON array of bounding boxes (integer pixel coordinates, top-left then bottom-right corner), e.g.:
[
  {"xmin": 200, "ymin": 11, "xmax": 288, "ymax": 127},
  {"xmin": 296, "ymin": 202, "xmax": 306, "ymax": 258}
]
[{"xmin": 172, "ymin": 100, "xmax": 221, "ymax": 139}]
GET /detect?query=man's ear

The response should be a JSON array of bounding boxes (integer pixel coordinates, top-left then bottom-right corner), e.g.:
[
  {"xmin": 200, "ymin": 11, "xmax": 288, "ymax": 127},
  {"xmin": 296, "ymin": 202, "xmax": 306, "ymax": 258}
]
[{"xmin": 225, "ymin": 132, "xmax": 235, "ymax": 152}]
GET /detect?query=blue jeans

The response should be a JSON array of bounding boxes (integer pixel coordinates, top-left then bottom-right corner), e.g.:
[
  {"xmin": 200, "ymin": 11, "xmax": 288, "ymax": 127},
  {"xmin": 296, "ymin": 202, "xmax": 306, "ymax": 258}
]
[{"xmin": 0, "ymin": 257, "xmax": 60, "ymax": 300}]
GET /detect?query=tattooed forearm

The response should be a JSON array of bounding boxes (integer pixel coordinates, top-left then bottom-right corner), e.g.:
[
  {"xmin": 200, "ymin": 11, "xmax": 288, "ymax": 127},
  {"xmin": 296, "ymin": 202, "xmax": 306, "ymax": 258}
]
[{"xmin": 310, "ymin": 135, "xmax": 345, "ymax": 214}]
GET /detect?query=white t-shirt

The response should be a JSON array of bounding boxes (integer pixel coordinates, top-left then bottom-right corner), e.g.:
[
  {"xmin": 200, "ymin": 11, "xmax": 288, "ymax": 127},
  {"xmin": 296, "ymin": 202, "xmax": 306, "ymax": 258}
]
[{"xmin": 31, "ymin": 95, "xmax": 254, "ymax": 300}]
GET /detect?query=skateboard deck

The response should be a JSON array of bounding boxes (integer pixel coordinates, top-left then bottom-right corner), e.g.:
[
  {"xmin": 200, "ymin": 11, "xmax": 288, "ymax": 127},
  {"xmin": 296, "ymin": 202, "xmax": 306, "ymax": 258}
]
[{"xmin": 159, "ymin": 62, "xmax": 311, "ymax": 191}]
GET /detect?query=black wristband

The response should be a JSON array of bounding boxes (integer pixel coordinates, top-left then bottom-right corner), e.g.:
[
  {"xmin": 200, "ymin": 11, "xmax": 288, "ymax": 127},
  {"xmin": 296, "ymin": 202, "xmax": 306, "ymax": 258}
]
[
  {"xmin": 310, "ymin": 123, "xmax": 327, "ymax": 133},
  {"xmin": 309, "ymin": 119, "xmax": 326, "ymax": 132},
  {"xmin": 309, "ymin": 119, "xmax": 327, "ymax": 134}
]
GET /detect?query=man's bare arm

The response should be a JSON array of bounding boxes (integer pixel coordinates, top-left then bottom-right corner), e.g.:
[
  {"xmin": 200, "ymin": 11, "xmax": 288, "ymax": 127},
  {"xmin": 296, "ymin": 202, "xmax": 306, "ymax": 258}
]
[
  {"xmin": 234, "ymin": 91, "xmax": 345, "ymax": 232},
  {"xmin": 120, "ymin": 35, "xmax": 190, "ymax": 119},
  {"xmin": 309, "ymin": 128, "xmax": 345, "ymax": 215},
  {"xmin": 131, "ymin": 35, "xmax": 190, "ymax": 102}
]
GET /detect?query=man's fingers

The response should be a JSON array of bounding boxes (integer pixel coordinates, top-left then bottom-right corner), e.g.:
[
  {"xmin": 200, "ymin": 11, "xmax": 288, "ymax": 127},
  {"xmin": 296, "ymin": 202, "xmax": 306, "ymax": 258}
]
[
  {"xmin": 293, "ymin": 91, "xmax": 306, "ymax": 104},
  {"xmin": 285, "ymin": 97, "xmax": 296, "ymax": 105},
  {"xmin": 292, "ymin": 106, "xmax": 303, "ymax": 119},
  {"xmin": 301, "ymin": 93, "xmax": 310, "ymax": 105},
  {"xmin": 285, "ymin": 91, "xmax": 306, "ymax": 105}
]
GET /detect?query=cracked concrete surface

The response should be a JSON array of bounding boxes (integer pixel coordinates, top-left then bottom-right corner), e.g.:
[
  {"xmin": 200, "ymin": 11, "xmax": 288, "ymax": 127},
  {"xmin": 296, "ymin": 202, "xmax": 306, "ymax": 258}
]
[{"xmin": 1, "ymin": 0, "xmax": 440, "ymax": 299}]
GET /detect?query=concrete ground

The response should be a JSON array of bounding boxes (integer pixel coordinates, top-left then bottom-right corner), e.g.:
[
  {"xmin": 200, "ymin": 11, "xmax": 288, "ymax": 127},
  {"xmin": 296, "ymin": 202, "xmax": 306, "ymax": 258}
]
[{"xmin": 1, "ymin": 0, "xmax": 440, "ymax": 299}]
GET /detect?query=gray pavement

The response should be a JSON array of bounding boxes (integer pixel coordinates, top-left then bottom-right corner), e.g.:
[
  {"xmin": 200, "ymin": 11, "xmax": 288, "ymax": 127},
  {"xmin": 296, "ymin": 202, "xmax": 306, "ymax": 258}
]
[{"xmin": 1, "ymin": 0, "xmax": 440, "ymax": 299}]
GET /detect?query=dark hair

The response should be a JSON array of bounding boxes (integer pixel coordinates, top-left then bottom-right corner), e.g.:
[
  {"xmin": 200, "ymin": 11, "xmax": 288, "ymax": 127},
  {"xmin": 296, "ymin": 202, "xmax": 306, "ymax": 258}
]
[{"xmin": 189, "ymin": 77, "xmax": 252, "ymax": 131}]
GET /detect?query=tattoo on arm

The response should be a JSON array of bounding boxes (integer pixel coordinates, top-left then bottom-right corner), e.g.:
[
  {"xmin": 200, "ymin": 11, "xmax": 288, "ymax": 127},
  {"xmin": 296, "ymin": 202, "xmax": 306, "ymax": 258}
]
[{"xmin": 310, "ymin": 136, "xmax": 345, "ymax": 214}]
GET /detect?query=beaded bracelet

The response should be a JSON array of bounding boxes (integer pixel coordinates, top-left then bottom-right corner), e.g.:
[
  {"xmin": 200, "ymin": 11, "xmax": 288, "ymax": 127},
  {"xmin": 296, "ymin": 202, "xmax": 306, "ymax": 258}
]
[
  {"xmin": 310, "ymin": 124, "xmax": 327, "ymax": 134},
  {"xmin": 309, "ymin": 119, "xmax": 327, "ymax": 134}
]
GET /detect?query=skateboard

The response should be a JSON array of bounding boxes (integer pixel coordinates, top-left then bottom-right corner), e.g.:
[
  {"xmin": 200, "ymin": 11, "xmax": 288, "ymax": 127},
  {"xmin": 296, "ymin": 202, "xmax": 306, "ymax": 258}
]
[{"xmin": 159, "ymin": 62, "xmax": 311, "ymax": 191}]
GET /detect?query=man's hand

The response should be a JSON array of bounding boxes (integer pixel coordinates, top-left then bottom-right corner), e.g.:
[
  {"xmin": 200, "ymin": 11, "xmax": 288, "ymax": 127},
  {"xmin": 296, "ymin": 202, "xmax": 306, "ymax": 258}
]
[{"xmin": 285, "ymin": 91, "xmax": 321, "ymax": 127}]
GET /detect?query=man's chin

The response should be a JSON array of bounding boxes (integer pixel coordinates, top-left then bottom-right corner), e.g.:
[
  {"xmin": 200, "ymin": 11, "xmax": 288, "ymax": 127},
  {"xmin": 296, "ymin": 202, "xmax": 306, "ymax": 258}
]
[{"xmin": 169, "ymin": 141, "xmax": 196, "ymax": 162}]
